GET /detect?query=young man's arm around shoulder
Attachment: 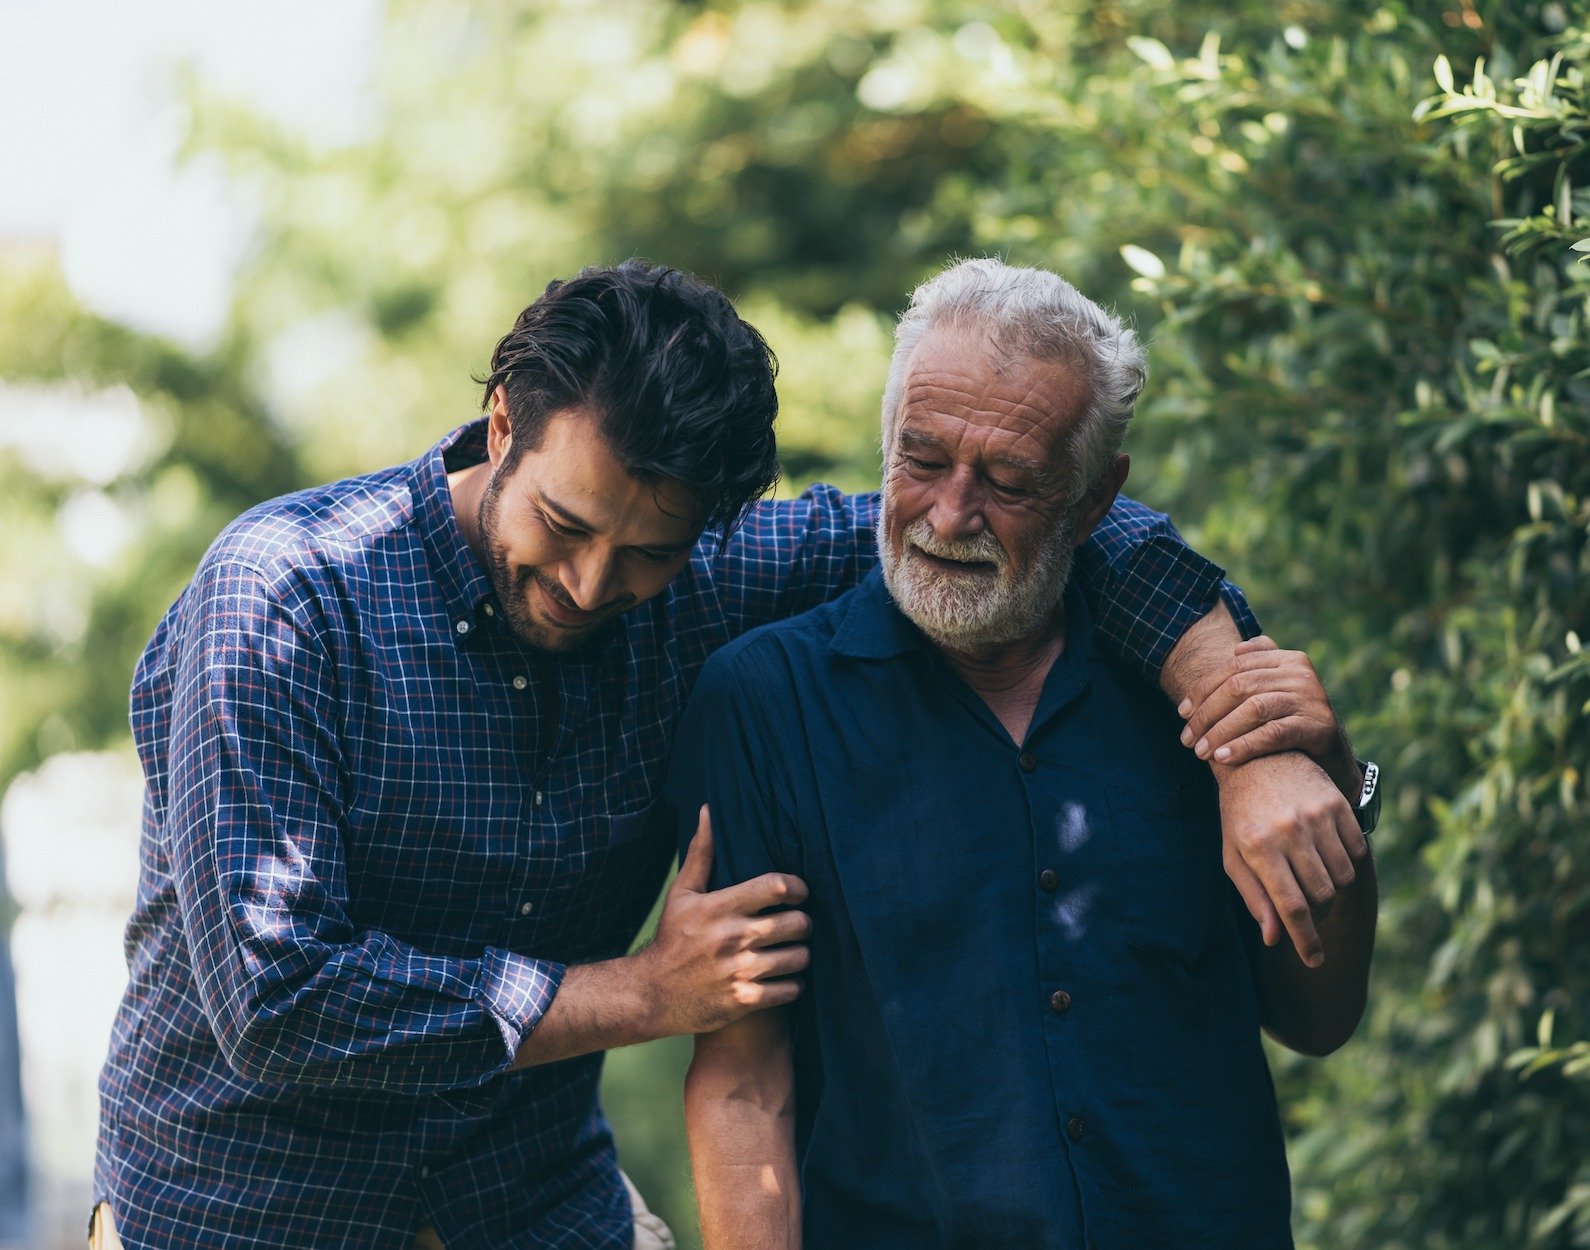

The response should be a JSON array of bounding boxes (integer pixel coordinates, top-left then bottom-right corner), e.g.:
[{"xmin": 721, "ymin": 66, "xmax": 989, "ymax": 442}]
[{"xmin": 686, "ymin": 1010, "xmax": 802, "ymax": 1250}]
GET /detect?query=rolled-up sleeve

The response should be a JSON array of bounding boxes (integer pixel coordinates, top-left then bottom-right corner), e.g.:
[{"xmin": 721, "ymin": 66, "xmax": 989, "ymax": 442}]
[
  {"xmin": 165, "ymin": 558, "xmax": 564, "ymax": 1092},
  {"xmin": 1072, "ymin": 497, "xmax": 1261, "ymax": 683}
]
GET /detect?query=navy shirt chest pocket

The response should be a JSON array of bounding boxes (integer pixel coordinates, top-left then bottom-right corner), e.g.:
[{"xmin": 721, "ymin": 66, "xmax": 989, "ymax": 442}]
[
  {"xmin": 817, "ymin": 763, "xmax": 1034, "ymax": 1004},
  {"xmin": 1102, "ymin": 779, "xmax": 1225, "ymax": 966}
]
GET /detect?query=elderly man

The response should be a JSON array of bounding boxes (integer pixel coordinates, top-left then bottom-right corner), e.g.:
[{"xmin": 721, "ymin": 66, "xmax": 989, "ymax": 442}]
[
  {"xmin": 672, "ymin": 259, "xmax": 1378, "ymax": 1249},
  {"xmin": 92, "ymin": 261, "xmax": 1346, "ymax": 1250}
]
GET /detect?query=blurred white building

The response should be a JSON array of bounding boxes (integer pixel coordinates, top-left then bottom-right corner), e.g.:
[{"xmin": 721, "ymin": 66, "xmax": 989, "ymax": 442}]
[{"xmin": 1, "ymin": 751, "xmax": 143, "ymax": 1249}]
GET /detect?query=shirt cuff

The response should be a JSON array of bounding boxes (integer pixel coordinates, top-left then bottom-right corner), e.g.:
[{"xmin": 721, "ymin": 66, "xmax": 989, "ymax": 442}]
[
  {"xmin": 477, "ymin": 948, "xmax": 567, "ymax": 1060},
  {"xmin": 1094, "ymin": 536, "xmax": 1262, "ymax": 683},
  {"xmin": 1219, "ymin": 579, "xmax": 1262, "ymax": 642}
]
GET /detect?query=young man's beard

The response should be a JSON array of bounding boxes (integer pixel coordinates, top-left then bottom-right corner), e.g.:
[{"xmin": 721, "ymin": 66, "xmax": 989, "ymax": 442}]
[
  {"xmin": 878, "ymin": 496, "xmax": 1080, "ymax": 651},
  {"xmin": 476, "ymin": 468, "xmax": 613, "ymax": 653}
]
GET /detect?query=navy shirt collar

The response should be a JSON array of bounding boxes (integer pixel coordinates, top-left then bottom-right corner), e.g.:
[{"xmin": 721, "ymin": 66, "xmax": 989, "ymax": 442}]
[
  {"xmin": 833, "ymin": 565, "xmax": 1099, "ymax": 674},
  {"xmin": 410, "ymin": 419, "xmax": 496, "ymax": 627}
]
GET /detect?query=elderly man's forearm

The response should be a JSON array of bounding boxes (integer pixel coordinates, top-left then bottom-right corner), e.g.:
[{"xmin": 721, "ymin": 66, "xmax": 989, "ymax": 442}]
[{"xmin": 686, "ymin": 1021, "xmax": 802, "ymax": 1250}]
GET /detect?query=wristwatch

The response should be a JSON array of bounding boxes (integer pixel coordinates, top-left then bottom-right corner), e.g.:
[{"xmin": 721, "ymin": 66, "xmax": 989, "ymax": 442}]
[{"xmin": 1353, "ymin": 759, "xmax": 1382, "ymax": 835}]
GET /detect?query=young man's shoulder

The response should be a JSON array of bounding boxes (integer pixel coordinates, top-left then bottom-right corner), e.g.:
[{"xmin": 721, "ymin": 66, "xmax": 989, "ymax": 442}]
[{"xmin": 200, "ymin": 462, "xmax": 420, "ymax": 589}]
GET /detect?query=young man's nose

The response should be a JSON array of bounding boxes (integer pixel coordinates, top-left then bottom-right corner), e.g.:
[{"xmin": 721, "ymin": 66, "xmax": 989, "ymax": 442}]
[{"xmin": 562, "ymin": 548, "xmax": 619, "ymax": 611}]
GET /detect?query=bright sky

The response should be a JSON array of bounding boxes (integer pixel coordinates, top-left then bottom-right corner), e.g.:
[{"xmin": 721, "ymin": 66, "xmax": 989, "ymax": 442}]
[{"xmin": 0, "ymin": 0, "xmax": 383, "ymax": 348}]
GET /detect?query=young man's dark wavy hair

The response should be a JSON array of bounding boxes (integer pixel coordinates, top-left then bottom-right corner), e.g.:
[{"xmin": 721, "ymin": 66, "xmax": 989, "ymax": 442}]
[{"xmin": 480, "ymin": 261, "xmax": 781, "ymax": 534}]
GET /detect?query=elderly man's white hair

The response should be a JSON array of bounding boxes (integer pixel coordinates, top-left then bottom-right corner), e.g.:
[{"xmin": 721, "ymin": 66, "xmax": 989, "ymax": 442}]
[{"xmin": 881, "ymin": 258, "xmax": 1147, "ymax": 504}]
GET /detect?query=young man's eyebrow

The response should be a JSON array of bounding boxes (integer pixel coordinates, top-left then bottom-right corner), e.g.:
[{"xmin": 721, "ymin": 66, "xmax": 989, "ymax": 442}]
[
  {"xmin": 540, "ymin": 492, "xmax": 694, "ymax": 554},
  {"xmin": 538, "ymin": 493, "xmax": 597, "ymax": 533}
]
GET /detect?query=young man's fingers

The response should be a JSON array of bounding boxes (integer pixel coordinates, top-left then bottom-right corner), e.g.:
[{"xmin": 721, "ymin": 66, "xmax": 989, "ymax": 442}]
[
  {"xmin": 1258, "ymin": 859, "xmax": 1324, "ymax": 968},
  {"xmin": 742, "ymin": 945, "xmax": 811, "ymax": 982},
  {"xmin": 728, "ymin": 871, "xmax": 811, "ymax": 913},
  {"xmin": 1287, "ymin": 837, "xmax": 1339, "ymax": 909},
  {"xmin": 674, "ymin": 806, "xmax": 715, "ymax": 894},
  {"xmin": 744, "ymin": 909, "xmax": 812, "ymax": 949},
  {"xmin": 1226, "ymin": 853, "xmax": 1282, "ymax": 947},
  {"xmin": 1314, "ymin": 822, "xmax": 1358, "ymax": 889},
  {"xmin": 743, "ymin": 979, "xmax": 803, "ymax": 1011},
  {"xmin": 1336, "ymin": 798, "xmax": 1371, "ymax": 862}
]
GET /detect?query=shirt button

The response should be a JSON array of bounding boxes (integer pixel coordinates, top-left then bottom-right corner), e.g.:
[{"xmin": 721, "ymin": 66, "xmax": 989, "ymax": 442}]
[
  {"xmin": 512, "ymin": 675, "xmax": 528, "ymax": 690},
  {"xmin": 519, "ymin": 901, "xmax": 533, "ymax": 916},
  {"xmin": 454, "ymin": 620, "xmax": 471, "ymax": 635},
  {"xmin": 534, "ymin": 791, "xmax": 544, "ymax": 806},
  {"xmin": 419, "ymin": 1165, "xmax": 431, "ymax": 1178},
  {"xmin": 1018, "ymin": 752, "xmax": 1036, "ymax": 773},
  {"xmin": 1050, "ymin": 989, "xmax": 1072, "ymax": 1014},
  {"xmin": 1039, "ymin": 868, "xmax": 1059, "ymax": 891},
  {"xmin": 483, "ymin": 603, "xmax": 495, "ymax": 617},
  {"xmin": 1066, "ymin": 1116, "xmax": 1085, "ymax": 1141}
]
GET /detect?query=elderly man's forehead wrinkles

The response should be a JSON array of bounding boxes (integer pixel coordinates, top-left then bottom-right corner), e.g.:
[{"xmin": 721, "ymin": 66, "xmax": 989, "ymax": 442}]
[{"xmin": 900, "ymin": 372, "xmax": 1062, "ymax": 438}]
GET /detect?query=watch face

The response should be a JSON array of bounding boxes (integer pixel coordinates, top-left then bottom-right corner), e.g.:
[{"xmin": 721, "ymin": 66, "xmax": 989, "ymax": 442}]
[{"xmin": 1357, "ymin": 760, "xmax": 1382, "ymax": 835}]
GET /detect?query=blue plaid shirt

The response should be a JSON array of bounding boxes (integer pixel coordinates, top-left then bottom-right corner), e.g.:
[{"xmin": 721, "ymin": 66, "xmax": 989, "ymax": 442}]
[{"xmin": 96, "ymin": 419, "xmax": 1257, "ymax": 1250}]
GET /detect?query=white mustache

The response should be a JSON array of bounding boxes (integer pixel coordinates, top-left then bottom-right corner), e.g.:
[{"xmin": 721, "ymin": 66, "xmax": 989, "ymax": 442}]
[{"xmin": 906, "ymin": 519, "xmax": 1007, "ymax": 570}]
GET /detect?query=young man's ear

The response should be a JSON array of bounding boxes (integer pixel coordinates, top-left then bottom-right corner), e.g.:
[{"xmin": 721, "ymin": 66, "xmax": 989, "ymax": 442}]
[
  {"xmin": 1073, "ymin": 454, "xmax": 1130, "ymax": 546},
  {"xmin": 486, "ymin": 385, "xmax": 513, "ymax": 468}
]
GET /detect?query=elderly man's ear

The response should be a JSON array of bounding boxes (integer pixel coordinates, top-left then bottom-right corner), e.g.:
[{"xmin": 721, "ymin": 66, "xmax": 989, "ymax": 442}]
[{"xmin": 1074, "ymin": 454, "xmax": 1130, "ymax": 545}]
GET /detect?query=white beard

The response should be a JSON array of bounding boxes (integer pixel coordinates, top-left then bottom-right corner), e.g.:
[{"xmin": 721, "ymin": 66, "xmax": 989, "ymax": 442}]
[{"xmin": 878, "ymin": 495, "xmax": 1078, "ymax": 650}]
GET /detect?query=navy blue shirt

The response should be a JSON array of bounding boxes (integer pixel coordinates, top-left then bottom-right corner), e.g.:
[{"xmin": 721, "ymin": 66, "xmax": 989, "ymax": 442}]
[{"xmin": 669, "ymin": 570, "xmax": 1292, "ymax": 1250}]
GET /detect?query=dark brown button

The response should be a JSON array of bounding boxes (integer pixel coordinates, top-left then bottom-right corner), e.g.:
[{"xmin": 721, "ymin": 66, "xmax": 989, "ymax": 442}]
[
  {"xmin": 1066, "ymin": 1116, "xmax": 1085, "ymax": 1141},
  {"xmin": 1018, "ymin": 752, "xmax": 1036, "ymax": 773},
  {"xmin": 1039, "ymin": 868, "xmax": 1059, "ymax": 891},
  {"xmin": 1050, "ymin": 989, "xmax": 1072, "ymax": 1014}
]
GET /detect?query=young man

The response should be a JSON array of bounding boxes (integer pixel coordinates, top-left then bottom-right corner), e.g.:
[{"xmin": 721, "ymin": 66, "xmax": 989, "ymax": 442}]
[
  {"xmin": 674, "ymin": 260, "xmax": 1378, "ymax": 1249},
  {"xmin": 97, "ymin": 262, "xmax": 1350, "ymax": 1249}
]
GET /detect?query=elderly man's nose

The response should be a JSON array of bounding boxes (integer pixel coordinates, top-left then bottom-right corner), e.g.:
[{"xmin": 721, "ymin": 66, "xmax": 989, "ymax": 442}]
[{"xmin": 929, "ymin": 474, "xmax": 985, "ymax": 536}]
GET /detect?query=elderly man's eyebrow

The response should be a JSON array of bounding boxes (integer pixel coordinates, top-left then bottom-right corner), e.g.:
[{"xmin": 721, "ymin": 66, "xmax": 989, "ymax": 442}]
[{"xmin": 899, "ymin": 428, "xmax": 1054, "ymax": 489}]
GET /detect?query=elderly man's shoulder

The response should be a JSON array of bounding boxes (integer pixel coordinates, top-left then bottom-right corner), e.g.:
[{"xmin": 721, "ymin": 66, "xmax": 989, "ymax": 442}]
[{"xmin": 694, "ymin": 582, "xmax": 864, "ymax": 705}]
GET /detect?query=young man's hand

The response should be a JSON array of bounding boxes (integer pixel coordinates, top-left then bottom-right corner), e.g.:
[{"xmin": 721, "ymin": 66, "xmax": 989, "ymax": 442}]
[
  {"xmin": 512, "ymin": 807, "xmax": 810, "ymax": 1068},
  {"xmin": 636, "ymin": 807, "xmax": 811, "ymax": 1035},
  {"xmin": 1162, "ymin": 612, "xmax": 1369, "ymax": 967}
]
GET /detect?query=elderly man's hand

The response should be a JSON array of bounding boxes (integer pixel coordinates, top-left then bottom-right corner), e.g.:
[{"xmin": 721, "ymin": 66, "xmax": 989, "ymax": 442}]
[
  {"xmin": 1177, "ymin": 636, "xmax": 1360, "ymax": 796},
  {"xmin": 1178, "ymin": 635, "xmax": 1368, "ymax": 963}
]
